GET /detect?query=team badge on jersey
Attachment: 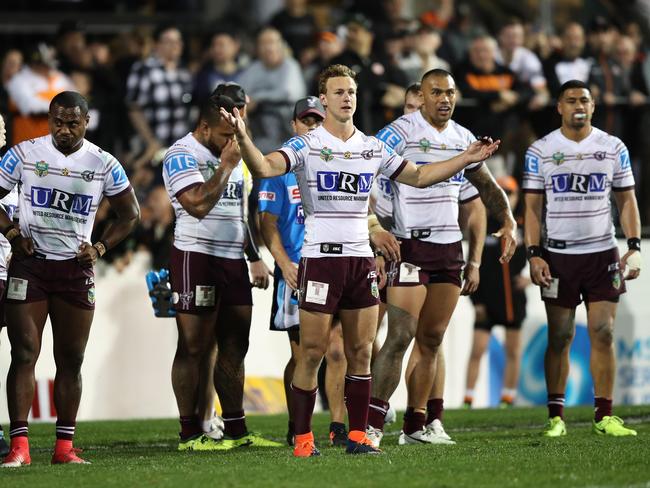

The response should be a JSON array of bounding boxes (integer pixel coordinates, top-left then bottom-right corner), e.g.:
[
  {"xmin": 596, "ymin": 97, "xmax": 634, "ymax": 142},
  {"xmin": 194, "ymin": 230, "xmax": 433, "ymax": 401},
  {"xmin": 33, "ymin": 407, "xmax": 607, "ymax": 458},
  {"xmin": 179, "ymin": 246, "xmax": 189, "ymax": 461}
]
[
  {"xmin": 594, "ymin": 151, "xmax": 606, "ymax": 161},
  {"xmin": 62, "ymin": 168, "xmax": 70, "ymax": 176},
  {"xmin": 206, "ymin": 160, "xmax": 216, "ymax": 177},
  {"xmin": 344, "ymin": 151, "xmax": 352, "ymax": 159},
  {"xmin": 34, "ymin": 161, "xmax": 49, "ymax": 177},
  {"xmin": 419, "ymin": 138, "xmax": 431, "ymax": 152},
  {"xmin": 361, "ymin": 149, "xmax": 374, "ymax": 160},
  {"xmin": 81, "ymin": 170, "xmax": 95, "ymax": 182},
  {"xmin": 320, "ymin": 147, "xmax": 333, "ymax": 162},
  {"xmin": 552, "ymin": 152, "xmax": 565, "ymax": 165}
]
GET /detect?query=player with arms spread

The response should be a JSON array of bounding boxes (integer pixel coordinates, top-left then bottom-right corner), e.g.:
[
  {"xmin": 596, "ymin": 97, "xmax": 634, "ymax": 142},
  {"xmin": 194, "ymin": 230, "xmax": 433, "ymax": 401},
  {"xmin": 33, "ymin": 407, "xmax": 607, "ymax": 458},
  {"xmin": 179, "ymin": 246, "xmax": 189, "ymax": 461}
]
[
  {"xmin": 0, "ymin": 91, "xmax": 140, "ymax": 467},
  {"xmin": 220, "ymin": 64, "xmax": 500, "ymax": 457},
  {"xmin": 524, "ymin": 80, "xmax": 641, "ymax": 437}
]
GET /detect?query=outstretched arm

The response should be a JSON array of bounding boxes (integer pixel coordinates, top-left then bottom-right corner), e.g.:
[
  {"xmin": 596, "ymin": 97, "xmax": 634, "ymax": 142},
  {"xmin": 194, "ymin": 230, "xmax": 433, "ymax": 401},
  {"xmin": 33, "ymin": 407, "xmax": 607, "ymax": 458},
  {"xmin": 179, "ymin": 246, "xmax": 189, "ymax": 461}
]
[
  {"xmin": 395, "ymin": 138, "xmax": 500, "ymax": 188},
  {"xmin": 220, "ymin": 107, "xmax": 289, "ymax": 178}
]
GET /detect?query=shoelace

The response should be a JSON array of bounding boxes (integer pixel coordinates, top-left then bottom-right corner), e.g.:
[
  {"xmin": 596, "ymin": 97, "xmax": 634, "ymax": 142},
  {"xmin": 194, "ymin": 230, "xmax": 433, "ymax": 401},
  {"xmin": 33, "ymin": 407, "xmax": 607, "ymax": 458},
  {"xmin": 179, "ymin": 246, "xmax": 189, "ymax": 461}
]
[
  {"xmin": 297, "ymin": 440, "xmax": 315, "ymax": 452},
  {"xmin": 605, "ymin": 416, "xmax": 624, "ymax": 425}
]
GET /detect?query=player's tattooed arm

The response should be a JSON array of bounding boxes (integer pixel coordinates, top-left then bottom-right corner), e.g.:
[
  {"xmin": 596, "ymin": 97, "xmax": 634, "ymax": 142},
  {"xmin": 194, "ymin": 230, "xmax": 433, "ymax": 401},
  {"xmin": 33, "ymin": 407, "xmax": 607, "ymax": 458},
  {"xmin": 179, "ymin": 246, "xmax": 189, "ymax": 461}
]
[{"xmin": 465, "ymin": 165, "xmax": 517, "ymax": 263}]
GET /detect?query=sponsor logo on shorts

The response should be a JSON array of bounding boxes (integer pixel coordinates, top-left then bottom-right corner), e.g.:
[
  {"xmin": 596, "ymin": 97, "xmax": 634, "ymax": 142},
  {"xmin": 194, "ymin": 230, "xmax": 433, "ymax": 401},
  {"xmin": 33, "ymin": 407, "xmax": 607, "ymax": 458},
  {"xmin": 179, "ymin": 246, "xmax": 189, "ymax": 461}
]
[
  {"xmin": 35, "ymin": 161, "xmax": 49, "ymax": 177},
  {"xmin": 195, "ymin": 285, "xmax": 216, "ymax": 307},
  {"xmin": 612, "ymin": 272, "xmax": 621, "ymax": 290},
  {"xmin": 173, "ymin": 291, "xmax": 194, "ymax": 309},
  {"xmin": 88, "ymin": 287, "xmax": 96, "ymax": 305},
  {"xmin": 368, "ymin": 270, "xmax": 379, "ymax": 298},
  {"xmin": 259, "ymin": 191, "xmax": 276, "ymax": 201},
  {"xmin": 7, "ymin": 277, "xmax": 28, "ymax": 301}
]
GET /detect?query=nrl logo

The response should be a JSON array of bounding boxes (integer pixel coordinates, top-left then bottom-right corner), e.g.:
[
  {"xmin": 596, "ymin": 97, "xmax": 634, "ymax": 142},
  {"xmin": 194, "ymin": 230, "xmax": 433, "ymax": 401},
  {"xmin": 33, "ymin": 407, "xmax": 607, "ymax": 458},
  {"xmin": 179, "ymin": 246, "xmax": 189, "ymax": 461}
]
[
  {"xmin": 612, "ymin": 273, "xmax": 621, "ymax": 290},
  {"xmin": 320, "ymin": 147, "xmax": 333, "ymax": 162},
  {"xmin": 34, "ymin": 161, "xmax": 49, "ymax": 177},
  {"xmin": 419, "ymin": 138, "xmax": 431, "ymax": 152},
  {"xmin": 552, "ymin": 152, "xmax": 565, "ymax": 165},
  {"xmin": 88, "ymin": 287, "xmax": 96, "ymax": 305},
  {"xmin": 322, "ymin": 244, "xmax": 330, "ymax": 252},
  {"xmin": 207, "ymin": 160, "xmax": 216, "ymax": 176},
  {"xmin": 81, "ymin": 170, "xmax": 95, "ymax": 182}
]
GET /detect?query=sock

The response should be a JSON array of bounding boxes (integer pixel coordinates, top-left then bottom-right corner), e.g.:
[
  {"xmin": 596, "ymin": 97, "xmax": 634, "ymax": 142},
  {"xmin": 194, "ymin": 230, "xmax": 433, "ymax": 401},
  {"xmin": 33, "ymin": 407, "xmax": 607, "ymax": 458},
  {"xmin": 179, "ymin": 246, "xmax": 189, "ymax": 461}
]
[
  {"xmin": 594, "ymin": 397, "xmax": 612, "ymax": 422},
  {"xmin": 9, "ymin": 421, "xmax": 28, "ymax": 439},
  {"xmin": 201, "ymin": 419, "xmax": 213, "ymax": 433},
  {"xmin": 464, "ymin": 389, "xmax": 474, "ymax": 405},
  {"xmin": 329, "ymin": 421, "xmax": 346, "ymax": 433},
  {"xmin": 55, "ymin": 420, "xmax": 76, "ymax": 441},
  {"xmin": 291, "ymin": 384, "xmax": 318, "ymax": 435},
  {"xmin": 344, "ymin": 374, "xmax": 371, "ymax": 434},
  {"xmin": 501, "ymin": 388, "xmax": 517, "ymax": 404},
  {"xmin": 287, "ymin": 420, "xmax": 295, "ymax": 435},
  {"xmin": 403, "ymin": 407, "xmax": 426, "ymax": 435},
  {"xmin": 179, "ymin": 415, "xmax": 202, "ymax": 440},
  {"xmin": 426, "ymin": 398, "xmax": 444, "ymax": 424},
  {"xmin": 368, "ymin": 397, "xmax": 389, "ymax": 430},
  {"xmin": 222, "ymin": 410, "xmax": 247, "ymax": 438},
  {"xmin": 548, "ymin": 393, "xmax": 565, "ymax": 419}
]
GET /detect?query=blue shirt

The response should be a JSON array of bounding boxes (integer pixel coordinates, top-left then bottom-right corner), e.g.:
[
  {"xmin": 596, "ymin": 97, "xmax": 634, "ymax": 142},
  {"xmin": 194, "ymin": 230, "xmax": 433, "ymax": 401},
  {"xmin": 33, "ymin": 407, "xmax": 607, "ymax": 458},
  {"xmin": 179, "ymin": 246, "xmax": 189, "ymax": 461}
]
[{"xmin": 258, "ymin": 172, "xmax": 304, "ymax": 263}]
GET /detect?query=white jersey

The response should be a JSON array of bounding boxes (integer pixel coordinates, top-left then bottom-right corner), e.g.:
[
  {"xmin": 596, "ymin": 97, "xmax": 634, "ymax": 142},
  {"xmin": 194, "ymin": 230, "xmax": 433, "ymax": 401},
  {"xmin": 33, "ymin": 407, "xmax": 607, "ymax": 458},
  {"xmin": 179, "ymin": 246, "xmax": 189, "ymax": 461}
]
[
  {"xmin": 163, "ymin": 133, "xmax": 245, "ymax": 259},
  {"xmin": 523, "ymin": 127, "xmax": 635, "ymax": 254},
  {"xmin": 0, "ymin": 136, "xmax": 131, "ymax": 260},
  {"xmin": 278, "ymin": 125, "xmax": 406, "ymax": 258},
  {"xmin": 376, "ymin": 111, "xmax": 482, "ymax": 244},
  {"xmin": 0, "ymin": 187, "xmax": 19, "ymax": 280}
]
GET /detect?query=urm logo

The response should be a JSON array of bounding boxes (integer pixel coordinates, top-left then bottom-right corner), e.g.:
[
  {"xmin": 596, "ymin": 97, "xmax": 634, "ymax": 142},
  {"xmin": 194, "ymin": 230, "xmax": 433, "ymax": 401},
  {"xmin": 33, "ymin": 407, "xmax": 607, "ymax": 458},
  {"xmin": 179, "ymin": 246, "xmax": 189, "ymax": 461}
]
[
  {"xmin": 551, "ymin": 173, "xmax": 607, "ymax": 193},
  {"xmin": 31, "ymin": 186, "xmax": 93, "ymax": 216},
  {"xmin": 222, "ymin": 181, "xmax": 243, "ymax": 199},
  {"xmin": 316, "ymin": 171, "xmax": 374, "ymax": 194}
]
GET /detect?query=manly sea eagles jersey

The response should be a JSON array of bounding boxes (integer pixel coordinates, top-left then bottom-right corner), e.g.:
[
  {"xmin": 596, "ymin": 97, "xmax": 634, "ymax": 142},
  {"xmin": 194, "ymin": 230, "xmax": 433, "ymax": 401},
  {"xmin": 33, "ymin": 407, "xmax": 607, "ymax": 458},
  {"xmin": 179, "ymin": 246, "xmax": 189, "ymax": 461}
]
[{"xmin": 0, "ymin": 187, "xmax": 19, "ymax": 279}]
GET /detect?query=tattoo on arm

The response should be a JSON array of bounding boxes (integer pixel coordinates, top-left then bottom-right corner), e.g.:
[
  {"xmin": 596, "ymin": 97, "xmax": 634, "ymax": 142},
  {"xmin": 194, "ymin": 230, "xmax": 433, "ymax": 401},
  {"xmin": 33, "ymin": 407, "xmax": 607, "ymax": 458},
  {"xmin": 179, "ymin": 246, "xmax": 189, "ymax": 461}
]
[{"xmin": 466, "ymin": 167, "xmax": 511, "ymax": 224}]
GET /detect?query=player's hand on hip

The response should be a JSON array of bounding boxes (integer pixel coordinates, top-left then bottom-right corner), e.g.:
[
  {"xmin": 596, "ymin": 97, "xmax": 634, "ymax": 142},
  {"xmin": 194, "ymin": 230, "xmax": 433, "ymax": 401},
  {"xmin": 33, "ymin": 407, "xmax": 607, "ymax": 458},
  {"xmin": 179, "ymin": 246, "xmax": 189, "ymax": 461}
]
[
  {"xmin": 621, "ymin": 249, "xmax": 642, "ymax": 280},
  {"xmin": 370, "ymin": 230, "xmax": 400, "ymax": 262},
  {"xmin": 11, "ymin": 236, "xmax": 35, "ymax": 257},
  {"xmin": 493, "ymin": 224, "xmax": 517, "ymax": 263},
  {"xmin": 375, "ymin": 255, "xmax": 387, "ymax": 289},
  {"xmin": 250, "ymin": 259, "xmax": 272, "ymax": 289},
  {"xmin": 465, "ymin": 137, "xmax": 501, "ymax": 163},
  {"xmin": 220, "ymin": 107, "xmax": 247, "ymax": 140},
  {"xmin": 529, "ymin": 257, "xmax": 552, "ymax": 288},
  {"xmin": 280, "ymin": 261, "xmax": 299, "ymax": 290},
  {"xmin": 76, "ymin": 242, "xmax": 98, "ymax": 268},
  {"xmin": 461, "ymin": 262, "xmax": 480, "ymax": 295}
]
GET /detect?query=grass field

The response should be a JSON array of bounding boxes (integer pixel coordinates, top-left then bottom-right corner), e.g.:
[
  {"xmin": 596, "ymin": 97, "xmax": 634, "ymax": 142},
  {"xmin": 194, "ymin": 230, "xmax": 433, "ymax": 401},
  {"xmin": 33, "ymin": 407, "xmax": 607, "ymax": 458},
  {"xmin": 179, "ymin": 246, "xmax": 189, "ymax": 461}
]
[{"xmin": 3, "ymin": 405, "xmax": 649, "ymax": 488}]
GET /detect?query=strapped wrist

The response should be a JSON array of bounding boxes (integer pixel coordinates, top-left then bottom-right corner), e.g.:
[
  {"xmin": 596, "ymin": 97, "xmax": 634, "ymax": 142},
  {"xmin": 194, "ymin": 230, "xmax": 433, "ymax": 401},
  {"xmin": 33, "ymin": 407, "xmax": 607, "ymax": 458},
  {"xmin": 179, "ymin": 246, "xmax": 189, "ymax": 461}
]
[
  {"xmin": 4, "ymin": 227, "xmax": 20, "ymax": 243},
  {"xmin": 627, "ymin": 238, "xmax": 641, "ymax": 252},
  {"xmin": 93, "ymin": 241, "xmax": 107, "ymax": 257},
  {"xmin": 526, "ymin": 245, "xmax": 542, "ymax": 260}
]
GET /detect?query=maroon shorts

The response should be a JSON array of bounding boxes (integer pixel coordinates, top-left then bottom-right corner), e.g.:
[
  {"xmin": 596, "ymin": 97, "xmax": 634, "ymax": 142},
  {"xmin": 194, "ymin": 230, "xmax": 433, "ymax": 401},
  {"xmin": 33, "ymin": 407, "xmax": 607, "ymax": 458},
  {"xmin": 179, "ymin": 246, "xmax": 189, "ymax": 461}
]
[
  {"xmin": 5, "ymin": 256, "xmax": 95, "ymax": 310},
  {"xmin": 387, "ymin": 239, "xmax": 464, "ymax": 288},
  {"xmin": 170, "ymin": 247, "xmax": 252, "ymax": 314},
  {"xmin": 0, "ymin": 279, "xmax": 6, "ymax": 328},
  {"xmin": 297, "ymin": 256, "xmax": 379, "ymax": 314},
  {"xmin": 542, "ymin": 247, "xmax": 626, "ymax": 308}
]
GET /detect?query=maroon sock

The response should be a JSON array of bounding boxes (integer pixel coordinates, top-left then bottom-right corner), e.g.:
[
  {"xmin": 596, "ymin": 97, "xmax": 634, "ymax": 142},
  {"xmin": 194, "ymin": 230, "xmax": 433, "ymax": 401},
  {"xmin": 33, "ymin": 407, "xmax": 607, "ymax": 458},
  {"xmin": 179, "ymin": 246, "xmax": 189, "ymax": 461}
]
[
  {"xmin": 344, "ymin": 374, "xmax": 371, "ymax": 433},
  {"xmin": 368, "ymin": 397, "xmax": 389, "ymax": 430},
  {"xmin": 403, "ymin": 407, "xmax": 426, "ymax": 435},
  {"xmin": 9, "ymin": 421, "xmax": 28, "ymax": 439},
  {"xmin": 55, "ymin": 420, "xmax": 76, "ymax": 441},
  {"xmin": 291, "ymin": 384, "xmax": 317, "ymax": 435},
  {"xmin": 594, "ymin": 397, "xmax": 612, "ymax": 422},
  {"xmin": 547, "ymin": 393, "xmax": 565, "ymax": 419},
  {"xmin": 223, "ymin": 410, "xmax": 247, "ymax": 438},
  {"xmin": 179, "ymin": 415, "xmax": 202, "ymax": 440},
  {"xmin": 426, "ymin": 398, "xmax": 444, "ymax": 424}
]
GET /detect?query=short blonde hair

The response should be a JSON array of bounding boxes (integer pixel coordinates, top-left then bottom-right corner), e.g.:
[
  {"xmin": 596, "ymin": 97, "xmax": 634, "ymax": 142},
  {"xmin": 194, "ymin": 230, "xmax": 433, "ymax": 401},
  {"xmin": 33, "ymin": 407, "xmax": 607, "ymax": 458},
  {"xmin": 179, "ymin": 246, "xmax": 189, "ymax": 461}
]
[{"xmin": 318, "ymin": 64, "xmax": 357, "ymax": 95}]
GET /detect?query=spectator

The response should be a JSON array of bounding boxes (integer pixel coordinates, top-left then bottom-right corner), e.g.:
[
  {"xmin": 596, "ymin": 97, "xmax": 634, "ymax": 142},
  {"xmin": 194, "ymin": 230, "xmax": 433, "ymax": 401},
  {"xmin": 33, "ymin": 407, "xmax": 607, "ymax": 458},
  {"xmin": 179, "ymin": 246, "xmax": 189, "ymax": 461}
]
[
  {"xmin": 239, "ymin": 27, "xmax": 305, "ymax": 154},
  {"xmin": 1, "ymin": 49, "xmax": 23, "ymax": 143},
  {"xmin": 269, "ymin": 0, "xmax": 318, "ymax": 65},
  {"xmin": 135, "ymin": 185, "xmax": 174, "ymax": 269},
  {"xmin": 304, "ymin": 31, "xmax": 344, "ymax": 95},
  {"xmin": 125, "ymin": 24, "xmax": 193, "ymax": 168},
  {"xmin": 193, "ymin": 29, "xmax": 244, "ymax": 107},
  {"xmin": 6, "ymin": 43, "xmax": 74, "ymax": 145},
  {"xmin": 543, "ymin": 22, "xmax": 591, "ymax": 95},
  {"xmin": 331, "ymin": 12, "xmax": 408, "ymax": 133},
  {"xmin": 398, "ymin": 23, "xmax": 450, "ymax": 85}
]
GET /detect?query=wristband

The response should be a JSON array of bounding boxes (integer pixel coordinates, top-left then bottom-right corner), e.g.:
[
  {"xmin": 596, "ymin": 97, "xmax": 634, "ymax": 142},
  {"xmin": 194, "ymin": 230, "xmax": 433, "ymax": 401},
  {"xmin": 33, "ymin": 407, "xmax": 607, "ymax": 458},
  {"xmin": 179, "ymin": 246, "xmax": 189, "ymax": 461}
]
[
  {"xmin": 526, "ymin": 245, "xmax": 542, "ymax": 260},
  {"xmin": 5, "ymin": 227, "xmax": 20, "ymax": 243},
  {"xmin": 374, "ymin": 249, "xmax": 384, "ymax": 258},
  {"xmin": 93, "ymin": 241, "xmax": 107, "ymax": 257},
  {"xmin": 627, "ymin": 238, "xmax": 641, "ymax": 252}
]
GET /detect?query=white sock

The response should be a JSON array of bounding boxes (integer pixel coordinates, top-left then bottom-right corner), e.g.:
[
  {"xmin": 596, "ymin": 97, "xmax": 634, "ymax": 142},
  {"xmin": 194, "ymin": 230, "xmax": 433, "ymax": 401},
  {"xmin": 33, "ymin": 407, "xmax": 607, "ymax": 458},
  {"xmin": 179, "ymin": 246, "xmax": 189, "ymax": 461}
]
[{"xmin": 465, "ymin": 389, "xmax": 475, "ymax": 399}]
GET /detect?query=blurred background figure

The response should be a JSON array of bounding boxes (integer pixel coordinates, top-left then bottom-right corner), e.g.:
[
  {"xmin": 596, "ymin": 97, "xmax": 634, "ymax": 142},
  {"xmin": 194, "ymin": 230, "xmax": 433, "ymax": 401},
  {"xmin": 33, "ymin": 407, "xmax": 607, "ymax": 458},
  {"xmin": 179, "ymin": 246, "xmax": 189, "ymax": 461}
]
[
  {"xmin": 398, "ymin": 23, "xmax": 450, "ymax": 85},
  {"xmin": 269, "ymin": 0, "xmax": 318, "ymax": 66},
  {"xmin": 464, "ymin": 176, "xmax": 529, "ymax": 409}
]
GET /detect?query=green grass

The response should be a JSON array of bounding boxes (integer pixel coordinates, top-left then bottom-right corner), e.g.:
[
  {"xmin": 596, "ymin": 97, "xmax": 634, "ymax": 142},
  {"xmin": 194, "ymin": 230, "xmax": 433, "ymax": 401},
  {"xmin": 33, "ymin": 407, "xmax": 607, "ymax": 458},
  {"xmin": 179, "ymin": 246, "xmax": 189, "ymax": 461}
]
[{"xmin": 3, "ymin": 405, "xmax": 650, "ymax": 488}]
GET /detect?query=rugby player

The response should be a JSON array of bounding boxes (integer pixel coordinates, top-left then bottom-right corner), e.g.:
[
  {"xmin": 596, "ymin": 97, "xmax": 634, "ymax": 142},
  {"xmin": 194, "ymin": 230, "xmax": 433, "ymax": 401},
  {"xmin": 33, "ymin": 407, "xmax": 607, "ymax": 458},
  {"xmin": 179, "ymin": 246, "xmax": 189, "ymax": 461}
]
[
  {"xmin": 220, "ymin": 64, "xmax": 500, "ymax": 457},
  {"xmin": 258, "ymin": 96, "xmax": 348, "ymax": 446},
  {"xmin": 524, "ymin": 80, "xmax": 641, "ymax": 437},
  {"xmin": 163, "ymin": 94, "xmax": 279, "ymax": 451},
  {"xmin": 0, "ymin": 92, "xmax": 140, "ymax": 467},
  {"xmin": 368, "ymin": 69, "xmax": 511, "ymax": 446},
  {"xmin": 0, "ymin": 114, "xmax": 18, "ymax": 459}
]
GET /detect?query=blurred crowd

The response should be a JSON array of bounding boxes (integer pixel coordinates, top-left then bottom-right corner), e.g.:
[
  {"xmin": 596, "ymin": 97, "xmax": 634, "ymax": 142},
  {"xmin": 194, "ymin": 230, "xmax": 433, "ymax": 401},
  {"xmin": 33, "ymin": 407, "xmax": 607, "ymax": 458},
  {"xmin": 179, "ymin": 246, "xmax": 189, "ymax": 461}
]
[{"xmin": 1, "ymin": 0, "xmax": 649, "ymax": 270}]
